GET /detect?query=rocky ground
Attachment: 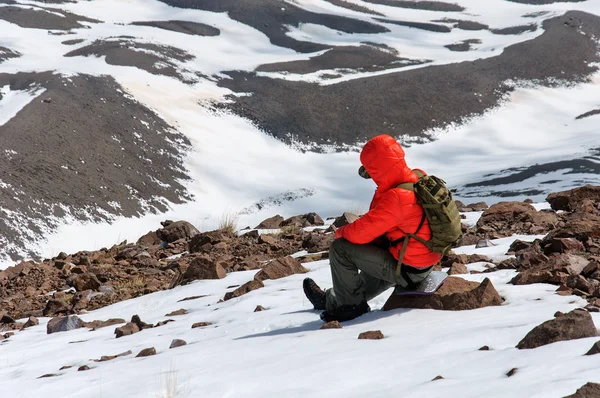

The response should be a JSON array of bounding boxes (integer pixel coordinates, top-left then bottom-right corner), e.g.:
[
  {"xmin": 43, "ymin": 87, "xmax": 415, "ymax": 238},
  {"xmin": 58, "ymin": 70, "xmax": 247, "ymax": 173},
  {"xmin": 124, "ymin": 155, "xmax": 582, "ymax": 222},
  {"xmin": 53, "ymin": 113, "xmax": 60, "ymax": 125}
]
[{"xmin": 1, "ymin": 185, "xmax": 600, "ymax": 346}]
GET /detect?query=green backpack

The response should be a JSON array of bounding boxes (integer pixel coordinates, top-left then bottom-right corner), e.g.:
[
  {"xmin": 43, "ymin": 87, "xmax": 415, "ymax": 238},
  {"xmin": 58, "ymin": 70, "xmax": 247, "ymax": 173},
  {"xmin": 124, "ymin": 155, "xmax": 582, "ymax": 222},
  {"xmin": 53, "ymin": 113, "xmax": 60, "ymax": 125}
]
[{"xmin": 393, "ymin": 170, "xmax": 463, "ymax": 275}]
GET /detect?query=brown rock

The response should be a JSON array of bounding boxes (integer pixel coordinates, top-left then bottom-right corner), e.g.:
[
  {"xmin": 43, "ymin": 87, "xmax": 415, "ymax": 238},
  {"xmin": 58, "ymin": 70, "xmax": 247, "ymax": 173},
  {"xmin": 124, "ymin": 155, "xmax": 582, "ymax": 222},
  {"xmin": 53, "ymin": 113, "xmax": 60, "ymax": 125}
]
[
  {"xmin": 516, "ymin": 309, "xmax": 597, "ymax": 349},
  {"xmin": 320, "ymin": 321, "xmax": 342, "ymax": 330},
  {"xmin": 177, "ymin": 295, "xmax": 207, "ymax": 302},
  {"xmin": 224, "ymin": 280, "xmax": 264, "ymax": 301},
  {"xmin": 0, "ymin": 315, "xmax": 15, "ymax": 324},
  {"xmin": 546, "ymin": 185, "xmax": 600, "ymax": 212},
  {"xmin": 154, "ymin": 319, "xmax": 175, "ymax": 327},
  {"xmin": 157, "ymin": 221, "xmax": 199, "ymax": 243},
  {"xmin": 188, "ymin": 230, "xmax": 234, "ymax": 253},
  {"xmin": 281, "ymin": 215, "xmax": 311, "ymax": 228},
  {"xmin": 254, "ymin": 305, "xmax": 266, "ymax": 312},
  {"xmin": 477, "ymin": 202, "xmax": 536, "ymax": 226},
  {"xmin": 59, "ymin": 366, "xmax": 72, "ymax": 370},
  {"xmin": 172, "ymin": 257, "xmax": 226, "ymax": 287},
  {"xmin": 258, "ymin": 234, "xmax": 279, "ymax": 247},
  {"xmin": 358, "ymin": 330, "xmax": 384, "ymax": 340},
  {"xmin": 137, "ymin": 231, "xmax": 162, "ymax": 246},
  {"xmin": 87, "ymin": 318, "xmax": 126, "ymax": 330},
  {"xmin": 38, "ymin": 374, "xmax": 59, "ymax": 378},
  {"xmin": 584, "ymin": 340, "xmax": 600, "ymax": 355},
  {"xmin": 170, "ymin": 339, "xmax": 187, "ymax": 349},
  {"xmin": 432, "ymin": 376, "xmax": 444, "ymax": 381},
  {"xmin": 192, "ymin": 322, "xmax": 212, "ymax": 329},
  {"xmin": 304, "ymin": 212, "xmax": 325, "ymax": 226},
  {"xmin": 302, "ymin": 233, "xmax": 334, "ymax": 253},
  {"xmin": 71, "ymin": 273, "xmax": 101, "ymax": 292},
  {"xmin": 78, "ymin": 365, "xmax": 91, "ymax": 371},
  {"xmin": 506, "ymin": 368, "xmax": 518, "ymax": 377},
  {"xmin": 136, "ymin": 347, "xmax": 156, "ymax": 357},
  {"xmin": 467, "ymin": 254, "xmax": 490, "ymax": 264},
  {"xmin": 511, "ymin": 270, "xmax": 553, "ymax": 285},
  {"xmin": 564, "ymin": 382, "xmax": 600, "ymax": 398},
  {"xmin": 254, "ymin": 257, "xmax": 308, "ymax": 282},
  {"xmin": 383, "ymin": 277, "xmax": 503, "ymax": 311},
  {"xmin": 479, "ymin": 346, "xmax": 490, "ymax": 351},
  {"xmin": 114, "ymin": 322, "xmax": 140, "ymax": 338},
  {"xmin": 43, "ymin": 299, "xmax": 70, "ymax": 317},
  {"xmin": 165, "ymin": 309, "xmax": 188, "ymax": 316},
  {"xmin": 255, "ymin": 215, "xmax": 284, "ymax": 229},
  {"xmin": 544, "ymin": 238, "xmax": 585, "ymax": 255},
  {"xmin": 47, "ymin": 316, "xmax": 86, "ymax": 334},
  {"xmin": 467, "ymin": 202, "xmax": 489, "ymax": 211},
  {"xmin": 448, "ymin": 263, "xmax": 468, "ymax": 275},
  {"xmin": 332, "ymin": 212, "xmax": 359, "ymax": 228},
  {"xmin": 96, "ymin": 350, "xmax": 133, "ymax": 362},
  {"xmin": 131, "ymin": 315, "xmax": 153, "ymax": 330},
  {"xmin": 23, "ymin": 316, "xmax": 39, "ymax": 328}
]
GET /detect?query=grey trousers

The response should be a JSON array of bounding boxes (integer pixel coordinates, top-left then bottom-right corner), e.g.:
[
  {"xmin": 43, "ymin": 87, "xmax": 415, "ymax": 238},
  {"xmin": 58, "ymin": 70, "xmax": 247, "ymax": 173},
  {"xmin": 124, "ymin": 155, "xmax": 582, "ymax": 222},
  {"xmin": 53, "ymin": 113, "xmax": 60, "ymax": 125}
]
[{"xmin": 326, "ymin": 238, "xmax": 432, "ymax": 310}]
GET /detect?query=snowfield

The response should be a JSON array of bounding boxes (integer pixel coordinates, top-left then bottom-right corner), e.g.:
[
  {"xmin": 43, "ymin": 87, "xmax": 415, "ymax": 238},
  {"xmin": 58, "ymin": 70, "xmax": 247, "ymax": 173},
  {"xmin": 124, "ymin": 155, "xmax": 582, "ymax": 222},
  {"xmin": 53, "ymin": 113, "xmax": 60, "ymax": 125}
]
[{"xmin": 1, "ymin": 231, "xmax": 598, "ymax": 398}]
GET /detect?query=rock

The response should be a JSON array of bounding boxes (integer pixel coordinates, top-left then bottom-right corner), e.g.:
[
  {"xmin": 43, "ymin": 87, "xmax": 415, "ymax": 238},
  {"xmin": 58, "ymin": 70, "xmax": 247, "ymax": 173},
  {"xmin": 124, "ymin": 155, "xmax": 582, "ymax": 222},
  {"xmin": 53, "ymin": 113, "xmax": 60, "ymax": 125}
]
[
  {"xmin": 137, "ymin": 231, "xmax": 162, "ymax": 246},
  {"xmin": 544, "ymin": 238, "xmax": 585, "ymax": 255},
  {"xmin": 254, "ymin": 305, "xmax": 266, "ymax": 312},
  {"xmin": 191, "ymin": 322, "xmax": 212, "ymax": 329},
  {"xmin": 584, "ymin": 340, "xmax": 600, "ymax": 355},
  {"xmin": 136, "ymin": 347, "xmax": 156, "ymax": 357},
  {"xmin": 224, "ymin": 280, "xmax": 264, "ymax": 301},
  {"xmin": 38, "ymin": 374, "xmax": 59, "ymax": 378},
  {"xmin": 332, "ymin": 212, "xmax": 359, "ymax": 228},
  {"xmin": 546, "ymin": 185, "xmax": 600, "ymax": 212},
  {"xmin": 78, "ymin": 365, "xmax": 91, "ymax": 371},
  {"xmin": 165, "ymin": 309, "xmax": 188, "ymax": 316},
  {"xmin": 71, "ymin": 273, "xmax": 101, "ymax": 292},
  {"xmin": 0, "ymin": 315, "xmax": 15, "ymax": 324},
  {"xmin": 281, "ymin": 215, "xmax": 311, "ymax": 228},
  {"xmin": 479, "ymin": 346, "xmax": 490, "ymax": 351},
  {"xmin": 302, "ymin": 233, "xmax": 334, "ymax": 253},
  {"xmin": 383, "ymin": 277, "xmax": 503, "ymax": 311},
  {"xmin": 157, "ymin": 221, "xmax": 199, "ymax": 243},
  {"xmin": 255, "ymin": 215, "xmax": 284, "ymax": 229},
  {"xmin": 95, "ymin": 350, "xmax": 132, "ymax": 362},
  {"xmin": 511, "ymin": 270, "xmax": 553, "ymax": 285},
  {"xmin": 543, "ymin": 218, "xmax": 600, "ymax": 248},
  {"xmin": 178, "ymin": 295, "xmax": 208, "ymax": 302},
  {"xmin": 188, "ymin": 230, "xmax": 234, "ymax": 253},
  {"xmin": 432, "ymin": 376, "xmax": 444, "ymax": 381},
  {"xmin": 478, "ymin": 202, "xmax": 536, "ymax": 225},
  {"xmin": 43, "ymin": 299, "xmax": 70, "ymax": 317},
  {"xmin": 448, "ymin": 263, "xmax": 468, "ymax": 275},
  {"xmin": 114, "ymin": 322, "xmax": 140, "ymax": 338},
  {"xmin": 57, "ymin": 252, "xmax": 68, "ymax": 260},
  {"xmin": 154, "ymin": 319, "xmax": 175, "ymax": 327},
  {"xmin": 358, "ymin": 330, "xmax": 384, "ymax": 340},
  {"xmin": 516, "ymin": 309, "xmax": 597, "ymax": 349},
  {"xmin": 508, "ymin": 240, "xmax": 533, "ymax": 254},
  {"xmin": 466, "ymin": 202, "xmax": 488, "ymax": 211},
  {"xmin": 170, "ymin": 339, "xmax": 187, "ymax": 349},
  {"xmin": 476, "ymin": 239, "xmax": 496, "ymax": 248},
  {"xmin": 304, "ymin": 212, "xmax": 325, "ymax": 226},
  {"xmin": 254, "ymin": 257, "xmax": 308, "ymax": 282},
  {"xmin": 131, "ymin": 315, "xmax": 153, "ymax": 330},
  {"xmin": 87, "ymin": 318, "xmax": 126, "ymax": 330},
  {"xmin": 47, "ymin": 316, "xmax": 86, "ymax": 334},
  {"xmin": 320, "ymin": 321, "xmax": 342, "ymax": 330},
  {"xmin": 506, "ymin": 368, "xmax": 518, "ymax": 377},
  {"xmin": 172, "ymin": 257, "xmax": 226, "ymax": 287},
  {"xmin": 258, "ymin": 234, "xmax": 278, "ymax": 246},
  {"xmin": 467, "ymin": 254, "xmax": 490, "ymax": 264},
  {"xmin": 23, "ymin": 316, "xmax": 39, "ymax": 328},
  {"xmin": 59, "ymin": 366, "xmax": 72, "ymax": 370},
  {"xmin": 564, "ymin": 382, "xmax": 600, "ymax": 398}
]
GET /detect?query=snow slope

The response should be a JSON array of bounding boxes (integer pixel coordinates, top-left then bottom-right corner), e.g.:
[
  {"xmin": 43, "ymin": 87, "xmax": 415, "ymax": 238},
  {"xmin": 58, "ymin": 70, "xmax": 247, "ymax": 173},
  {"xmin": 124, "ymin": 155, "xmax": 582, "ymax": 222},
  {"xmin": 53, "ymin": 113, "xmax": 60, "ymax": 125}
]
[
  {"xmin": 1, "ymin": 232, "xmax": 598, "ymax": 397},
  {"xmin": 1, "ymin": 0, "xmax": 600, "ymax": 265}
]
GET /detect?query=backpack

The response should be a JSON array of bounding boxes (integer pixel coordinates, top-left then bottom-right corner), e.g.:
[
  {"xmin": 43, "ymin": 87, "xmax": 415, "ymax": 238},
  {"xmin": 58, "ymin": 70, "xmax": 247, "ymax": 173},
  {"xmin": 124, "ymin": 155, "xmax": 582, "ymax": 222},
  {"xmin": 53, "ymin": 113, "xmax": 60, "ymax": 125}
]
[{"xmin": 393, "ymin": 170, "xmax": 463, "ymax": 275}]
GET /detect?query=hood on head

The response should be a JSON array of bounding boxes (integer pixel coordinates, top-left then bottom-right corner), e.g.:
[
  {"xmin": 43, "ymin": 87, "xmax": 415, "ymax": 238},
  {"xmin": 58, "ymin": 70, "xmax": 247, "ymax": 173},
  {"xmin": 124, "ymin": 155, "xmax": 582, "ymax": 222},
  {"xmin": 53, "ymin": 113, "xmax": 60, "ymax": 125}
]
[{"xmin": 358, "ymin": 134, "xmax": 417, "ymax": 191}]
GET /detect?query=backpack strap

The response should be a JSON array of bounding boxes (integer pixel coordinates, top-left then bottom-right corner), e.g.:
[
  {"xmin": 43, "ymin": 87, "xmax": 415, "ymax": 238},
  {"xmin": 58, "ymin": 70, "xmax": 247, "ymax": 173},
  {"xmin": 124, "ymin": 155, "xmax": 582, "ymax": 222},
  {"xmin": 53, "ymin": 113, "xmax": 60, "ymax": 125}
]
[{"xmin": 394, "ymin": 213, "xmax": 427, "ymax": 276}]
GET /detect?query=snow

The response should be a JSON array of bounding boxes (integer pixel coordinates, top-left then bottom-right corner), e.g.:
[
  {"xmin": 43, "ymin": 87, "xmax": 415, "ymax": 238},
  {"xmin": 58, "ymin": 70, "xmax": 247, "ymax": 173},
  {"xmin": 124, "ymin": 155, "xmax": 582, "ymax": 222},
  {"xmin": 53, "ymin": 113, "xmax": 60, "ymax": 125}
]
[
  {"xmin": 1, "ymin": 236, "xmax": 598, "ymax": 397},
  {"xmin": 0, "ymin": 0, "xmax": 599, "ymax": 268},
  {"xmin": 0, "ymin": 85, "xmax": 45, "ymax": 126}
]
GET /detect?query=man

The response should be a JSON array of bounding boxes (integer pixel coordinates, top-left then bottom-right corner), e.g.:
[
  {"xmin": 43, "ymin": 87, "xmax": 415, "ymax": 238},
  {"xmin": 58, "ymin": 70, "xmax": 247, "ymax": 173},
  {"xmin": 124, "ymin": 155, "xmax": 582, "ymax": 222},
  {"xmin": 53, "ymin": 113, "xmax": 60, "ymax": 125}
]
[{"xmin": 304, "ymin": 134, "xmax": 441, "ymax": 322}]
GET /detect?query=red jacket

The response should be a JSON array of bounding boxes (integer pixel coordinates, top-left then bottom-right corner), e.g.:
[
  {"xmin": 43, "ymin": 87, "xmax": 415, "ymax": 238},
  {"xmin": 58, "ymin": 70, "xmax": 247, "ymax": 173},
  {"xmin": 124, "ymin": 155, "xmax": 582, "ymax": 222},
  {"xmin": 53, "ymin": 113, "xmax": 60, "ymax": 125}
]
[{"xmin": 335, "ymin": 134, "xmax": 441, "ymax": 268}]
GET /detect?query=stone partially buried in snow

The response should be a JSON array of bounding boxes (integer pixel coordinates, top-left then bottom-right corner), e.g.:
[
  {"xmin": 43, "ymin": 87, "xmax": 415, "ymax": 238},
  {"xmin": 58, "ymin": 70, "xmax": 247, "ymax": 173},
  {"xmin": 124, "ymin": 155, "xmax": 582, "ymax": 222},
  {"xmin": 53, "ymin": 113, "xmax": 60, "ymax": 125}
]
[
  {"xmin": 224, "ymin": 280, "xmax": 264, "ymax": 301},
  {"xmin": 564, "ymin": 382, "xmax": 600, "ymax": 398},
  {"xmin": 516, "ymin": 309, "xmax": 597, "ymax": 350},
  {"xmin": 383, "ymin": 277, "xmax": 503, "ymax": 311},
  {"xmin": 47, "ymin": 316, "xmax": 86, "ymax": 334},
  {"xmin": 358, "ymin": 330, "xmax": 384, "ymax": 340}
]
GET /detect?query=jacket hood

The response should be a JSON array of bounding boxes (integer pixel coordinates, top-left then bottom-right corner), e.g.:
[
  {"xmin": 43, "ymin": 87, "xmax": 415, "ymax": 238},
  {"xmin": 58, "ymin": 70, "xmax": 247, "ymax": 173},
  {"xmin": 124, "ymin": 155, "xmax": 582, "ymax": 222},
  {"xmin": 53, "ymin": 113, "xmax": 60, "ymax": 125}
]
[{"xmin": 359, "ymin": 134, "xmax": 417, "ymax": 191}]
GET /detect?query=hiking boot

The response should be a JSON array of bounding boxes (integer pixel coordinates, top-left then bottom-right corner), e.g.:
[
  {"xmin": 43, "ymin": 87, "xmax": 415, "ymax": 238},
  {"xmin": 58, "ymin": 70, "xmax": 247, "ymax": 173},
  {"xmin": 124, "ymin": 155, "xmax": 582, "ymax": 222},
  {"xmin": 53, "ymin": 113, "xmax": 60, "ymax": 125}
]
[
  {"xmin": 303, "ymin": 278, "xmax": 326, "ymax": 310},
  {"xmin": 320, "ymin": 301, "xmax": 370, "ymax": 323}
]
